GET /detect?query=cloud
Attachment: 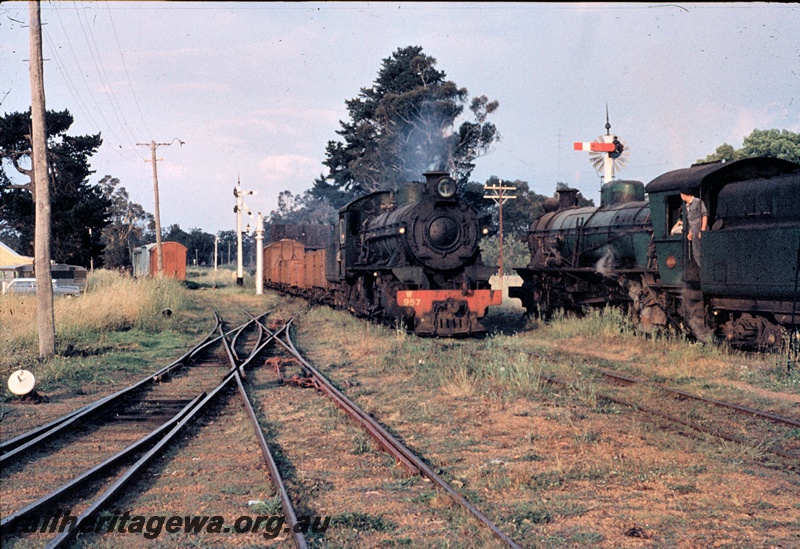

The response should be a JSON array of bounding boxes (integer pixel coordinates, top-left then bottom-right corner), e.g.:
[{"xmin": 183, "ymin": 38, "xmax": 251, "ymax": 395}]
[
  {"xmin": 164, "ymin": 81, "xmax": 225, "ymax": 93},
  {"xmin": 255, "ymin": 154, "xmax": 322, "ymax": 185}
]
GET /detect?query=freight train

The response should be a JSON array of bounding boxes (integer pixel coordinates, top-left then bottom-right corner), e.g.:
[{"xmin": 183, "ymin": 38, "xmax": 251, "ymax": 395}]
[
  {"xmin": 263, "ymin": 171, "xmax": 502, "ymax": 336},
  {"xmin": 508, "ymin": 156, "xmax": 800, "ymax": 348}
]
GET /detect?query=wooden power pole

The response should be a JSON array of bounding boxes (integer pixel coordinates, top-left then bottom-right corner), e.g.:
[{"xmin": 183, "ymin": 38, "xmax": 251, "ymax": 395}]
[
  {"xmin": 29, "ymin": 0, "xmax": 56, "ymax": 358},
  {"xmin": 137, "ymin": 140, "xmax": 183, "ymax": 275},
  {"xmin": 484, "ymin": 180, "xmax": 517, "ymax": 277}
]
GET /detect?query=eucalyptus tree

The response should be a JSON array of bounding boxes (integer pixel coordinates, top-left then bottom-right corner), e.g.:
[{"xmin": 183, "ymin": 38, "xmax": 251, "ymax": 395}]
[
  {"xmin": 98, "ymin": 175, "xmax": 154, "ymax": 269},
  {"xmin": 697, "ymin": 128, "xmax": 800, "ymax": 164},
  {"xmin": 315, "ymin": 45, "xmax": 500, "ymax": 197}
]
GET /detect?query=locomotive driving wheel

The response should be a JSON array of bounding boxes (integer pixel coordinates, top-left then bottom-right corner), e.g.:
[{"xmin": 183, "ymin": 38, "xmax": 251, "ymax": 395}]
[{"xmin": 721, "ymin": 313, "xmax": 786, "ymax": 349}]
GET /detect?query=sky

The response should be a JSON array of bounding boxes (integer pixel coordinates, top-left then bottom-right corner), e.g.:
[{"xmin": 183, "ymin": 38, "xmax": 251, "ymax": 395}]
[{"xmin": 2, "ymin": 2, "xmax": 799, "ymax": 236}]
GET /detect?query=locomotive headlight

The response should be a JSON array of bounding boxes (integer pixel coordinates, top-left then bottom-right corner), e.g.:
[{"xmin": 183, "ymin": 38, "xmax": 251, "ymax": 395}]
[
  {"xmin": 436, "ymin": 177, "xmax": 457, "ymax": 199},
  {"xmin": 399, "ymin": 227, "xmax": 406, "ymax": 234}
]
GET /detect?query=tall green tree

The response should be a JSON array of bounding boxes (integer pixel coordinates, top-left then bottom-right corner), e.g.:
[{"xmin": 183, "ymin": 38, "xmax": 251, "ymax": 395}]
[
  {"xmin": 266, "ymin": 189, "xmax": 337, "ymax": 226},
  {"xmin": 697, "ymin": 128, "xmax": 800, "ymax": 164},
  {"xmin": 0, "ymin": 109, "xmax": 109, "ymax": 267},
  {"xmin": 216, "ymin": 230, "xmax": 237, "ymax": 266},
  {"xmin": 184, "ymin": 228, "xmax": 216, "ymax": 267},
  {"xmin": 318, "ymin": 45, "xmax": 500, "ymax": 196},
  {"xmin": 162, "ymin": 225, "xmax": 222, "ymax": 267},
  {"xmin": 163, "ymin": 224, "xmax": 190, "ymax": 247},
  {"xmin": 98, "ymin": 175, "xmax": 154, "ymax": 269}
]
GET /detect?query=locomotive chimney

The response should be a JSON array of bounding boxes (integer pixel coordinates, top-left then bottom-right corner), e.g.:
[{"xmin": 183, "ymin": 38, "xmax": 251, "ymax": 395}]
[{"xmin": 556, "ymin": 188, "xmax": 579, "ymax": 210}]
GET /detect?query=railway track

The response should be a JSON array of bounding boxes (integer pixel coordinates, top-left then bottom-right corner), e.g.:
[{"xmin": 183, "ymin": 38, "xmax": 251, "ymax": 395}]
[
  {"xmin": 2, "ymin": 309, "xmax": 526, "ymax": 547},
  {"xmin": 517, "ymin": 350, "xmax": 800, "ymax": 465},
  {"xmin": 245, "ymin": 313, "xmax": 523, "ymax": 548},
  {"xmin": 0, "ymin": 312, "xmax": 291, "ymax": 548}
]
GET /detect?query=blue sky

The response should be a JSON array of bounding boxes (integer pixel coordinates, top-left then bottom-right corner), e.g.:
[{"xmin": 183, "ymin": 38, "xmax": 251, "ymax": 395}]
[{"xmin": 2, "ymin": 2, "xmax": 798, "ymax": 234}]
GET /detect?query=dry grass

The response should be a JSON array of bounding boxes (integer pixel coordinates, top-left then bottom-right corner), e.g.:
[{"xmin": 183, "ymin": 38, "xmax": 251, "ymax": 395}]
[
  {"xmin": 0, "ymin": 270, "xmax": 199, "ymax": 397},
  {"xmin": 441, "ymin": 363, "xmax": 478, "ymax": 398},
  {"xmin": 4, "ymin": 276, "xmax": 800, "ymax": 547},
  {"xmin": 2, "ymin": 270, "xmax": 186, "ymax": 336}
]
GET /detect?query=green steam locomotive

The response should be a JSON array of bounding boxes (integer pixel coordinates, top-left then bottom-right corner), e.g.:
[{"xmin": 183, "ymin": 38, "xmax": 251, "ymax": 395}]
[{"xmin": 509, "ymin": 157, "xmax": 800, "ymax": 348}]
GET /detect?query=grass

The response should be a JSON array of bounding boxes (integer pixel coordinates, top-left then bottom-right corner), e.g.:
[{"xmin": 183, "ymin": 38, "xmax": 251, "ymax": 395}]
[
  {"xmin": 329, "ymin": 511, "xmax": 396, "ymax": 532},
  {"xmin": 535, "ymin": 306, "xmax": 800, "ymax": 400},
  {"xmin": 4, "ymin": 269, "xmax": 799, "ymax": 547},
  {"xmin": 0, "ymin": 268, "xmax": 232, "ymax": 398}
]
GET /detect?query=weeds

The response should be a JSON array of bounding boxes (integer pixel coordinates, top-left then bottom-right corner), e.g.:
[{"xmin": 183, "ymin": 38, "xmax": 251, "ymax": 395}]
[
  {"xmin": 249, "ymin": 497, "xmax": 282, "ymax": 515},
  {"xmin": 1, "ymin": 269, "xmax": 206, "ymax": 396},
  {"xmin": 544, "ymin": 306, "xmax": 635, "ymax": 340},
  {"xmin": 330, "ymin": 512, "xmax": 396, "ymax": 532}
]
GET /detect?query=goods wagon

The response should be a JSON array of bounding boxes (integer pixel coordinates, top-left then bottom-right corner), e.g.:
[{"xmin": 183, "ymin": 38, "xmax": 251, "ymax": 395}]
[{"xmin": 132, "ymin": 242, "xmax": 187, "ymax": 280}]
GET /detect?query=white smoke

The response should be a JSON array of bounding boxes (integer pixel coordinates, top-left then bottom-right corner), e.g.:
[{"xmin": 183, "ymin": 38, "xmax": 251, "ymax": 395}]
[{"xmin": 595, "ymin": 248, "xmax": 616, "ymax": 278}]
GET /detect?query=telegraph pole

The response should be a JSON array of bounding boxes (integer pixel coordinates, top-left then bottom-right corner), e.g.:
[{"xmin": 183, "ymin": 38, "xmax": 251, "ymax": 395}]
[
  {"xmin": 484, "ymin": 180, "xmax": 517, "ymax": 277},
  {"xmin": 29, "ymin": 0, "xmax": 56, "ymax": 358},
  {"xmin": 137, "ymin": 139, "xmax": 183, "ymax": 275}
]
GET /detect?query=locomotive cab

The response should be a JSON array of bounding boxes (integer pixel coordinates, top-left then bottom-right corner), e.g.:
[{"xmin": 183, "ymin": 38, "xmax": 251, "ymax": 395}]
[
  {"xmin": 646, "ymin": 157, "xmax": 800, "ymax": 346},
  {"xmin": 646, "ymin": 157, "xmax": 800, "ymax": 289}
]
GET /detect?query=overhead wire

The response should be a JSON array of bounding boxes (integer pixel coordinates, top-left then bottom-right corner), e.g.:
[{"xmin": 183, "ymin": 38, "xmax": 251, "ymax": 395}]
[
  {"xmin": 105, "ymin": 0, "xmax": 153, "ymax": 141},
  {"xmin": 49, "ymin": 6, "xmax": 136, "ymax": 160},
  {"xmin": 41, "ymin": 28, "xmax": 100, "ymax": 134},
  {"xmin": 47, "ymin": 5, "xmax": 143, "ymax": 164},
  {"xmin": 72, "ymin": 1, "xmax": 140, "ymax": 148}
]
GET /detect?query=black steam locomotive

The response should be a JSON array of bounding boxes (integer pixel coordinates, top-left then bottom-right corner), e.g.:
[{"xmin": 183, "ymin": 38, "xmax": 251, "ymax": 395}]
[
  {"xmin": 509, "ymin": 157, "xmax": 800, "ymax": 348},
  {"xmin": 325, "ymin": 171, "xmax": 501, "ymax": 336}
]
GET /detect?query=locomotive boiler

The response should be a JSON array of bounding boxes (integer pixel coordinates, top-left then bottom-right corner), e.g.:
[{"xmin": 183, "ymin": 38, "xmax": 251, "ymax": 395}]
[
  {"xmin": 512, "ymin": 180, "xmax": 652, "ymax": 316},
  {"xmin": 510, "ymin": 157, "xmax": 800, "ymax": 348}
]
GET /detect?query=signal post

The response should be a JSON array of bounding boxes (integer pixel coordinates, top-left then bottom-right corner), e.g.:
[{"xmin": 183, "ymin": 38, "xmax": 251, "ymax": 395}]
[{"xmin": 233, "ymin": 178, "xmax": 254, "ymax": 286}]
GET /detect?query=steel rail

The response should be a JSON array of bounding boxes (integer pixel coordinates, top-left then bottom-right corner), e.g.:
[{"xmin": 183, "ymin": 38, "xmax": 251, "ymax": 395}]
[
  {"xmin": 538, "ymin": 373, "xmax": 799, "ymax": 462},
  {"xmin": 0, "ymin": 315, "xmax": 222, "ymax": 455},
  {"xmin": 0, "ymin": 392, "xmax": 206, "ymax": 535},
  {"xmin": 0, "ymin": 314, "xmax": 271, "ymax": 460},
  {"xmin": 43, "ymin": 314, "xmax": 281, "ymax": 549},
  {"xmin": 179, "ymin": 312, "xmax": 266, "ymax": 366},
  {"xmin": 229, "ymin": 311, "xmax": 268, "ymax": 373},
  {"xmin": 516, "ymin": 349, "xmax": 800, "ymax": 455},
  {"xmin": 245, "ymin": 314, "xmax": 420, "ymax": 475},
  {"xmin": 250, "ymin": 314, "xmax": 523, "ymax": 549},
  {"xmin": 228, "ymin": 316, "xmax": 250, "ymax": 363},
  {"xmin": 591, "ymin": 367, "xmax": 800, "ymax": 428},
  {"xmin": 218, "ymin": 318, "xmax": 309, "ymax": 549}
]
